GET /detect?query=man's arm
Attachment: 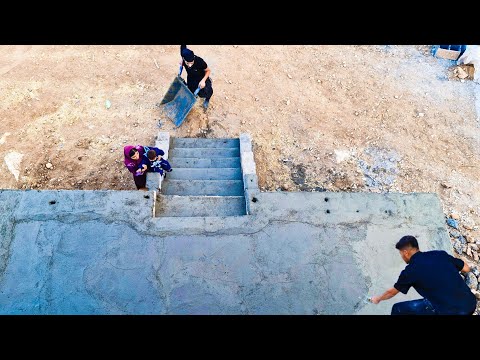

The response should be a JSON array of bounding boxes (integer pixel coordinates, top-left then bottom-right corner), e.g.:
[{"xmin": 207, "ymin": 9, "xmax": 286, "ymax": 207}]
[
  {"xmin": 199, "ymin": 67, "xmax": 211, "ymax": 89},
  {"xmin": 461, "ymin": 261, "xmax": 470, "ymax": 274},
  {"xmin": 370, "ymin": 287, "xmax": 400, "ymax": 304}
]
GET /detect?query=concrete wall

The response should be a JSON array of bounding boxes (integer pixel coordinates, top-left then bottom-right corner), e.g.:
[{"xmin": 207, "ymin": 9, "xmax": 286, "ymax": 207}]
[{"xmin": 0, "ymin": 189, "xmax": 451, "ymax": 314}]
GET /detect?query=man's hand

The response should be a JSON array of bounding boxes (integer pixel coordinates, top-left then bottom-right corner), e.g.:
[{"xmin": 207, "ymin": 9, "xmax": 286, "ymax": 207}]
[
  {"xmin": 370, "ymin": 296, "xmax": 381, "ymax": 304},
  {"xmin": 199, "ymin": 79, "xmax": 206, "ymax": 89}
]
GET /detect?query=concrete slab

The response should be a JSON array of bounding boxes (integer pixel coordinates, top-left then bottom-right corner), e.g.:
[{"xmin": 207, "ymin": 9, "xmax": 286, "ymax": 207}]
[{"xmin": 0, "ymin": 189, "xmax": 451, "ymax": 314}]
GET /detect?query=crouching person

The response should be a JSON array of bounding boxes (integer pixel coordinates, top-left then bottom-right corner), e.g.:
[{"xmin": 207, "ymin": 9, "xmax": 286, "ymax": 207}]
[{"xmin": 146, "ymin": 147, "xmax": 172, "ymax": 176}]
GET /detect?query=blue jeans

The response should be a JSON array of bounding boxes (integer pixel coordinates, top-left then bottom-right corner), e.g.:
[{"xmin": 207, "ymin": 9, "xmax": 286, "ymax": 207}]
[{"xmin": 391, "ymin": 298, "xmax": 436, "ymax": 315}]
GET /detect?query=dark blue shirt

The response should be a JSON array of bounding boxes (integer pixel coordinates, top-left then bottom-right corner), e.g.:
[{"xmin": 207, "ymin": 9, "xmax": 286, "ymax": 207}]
[{"xmin": 394, "ymin": 250, "xmax": 477, "ymax": 315}]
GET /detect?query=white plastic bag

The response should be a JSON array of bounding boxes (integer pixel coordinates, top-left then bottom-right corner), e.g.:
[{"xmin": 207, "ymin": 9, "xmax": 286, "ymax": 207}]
[{"xmin": 457, "ymin": 45, "xmax": 480, "ymax": 82}]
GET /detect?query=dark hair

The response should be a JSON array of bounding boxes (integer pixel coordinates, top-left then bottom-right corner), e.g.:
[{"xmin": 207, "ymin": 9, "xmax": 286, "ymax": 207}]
[
  {"xmin": 129, "ymin": 148, "xmax": 137, "ymax": 157},
  {"xmin": 395, "ymin": 236, "xmax": 419, "ymax": 250},
  {"xmin": 147, "ymin": 150, "xmax": 157, "ymax": 160}
]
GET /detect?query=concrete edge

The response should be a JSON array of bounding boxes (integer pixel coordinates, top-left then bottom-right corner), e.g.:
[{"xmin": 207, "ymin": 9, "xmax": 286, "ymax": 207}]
[{"xmin": 239, "ymin": 133, "xmax": 259, "ymax": 215}]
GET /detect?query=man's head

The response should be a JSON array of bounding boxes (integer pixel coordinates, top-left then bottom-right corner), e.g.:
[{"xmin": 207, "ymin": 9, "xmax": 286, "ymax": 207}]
[
  {"xmin": 181, "ymin": 48, "xmax": 195, "ymax": 67},
  {"xmin": 129, "ymin": 148, "xmax": 140, "ymax": 160},
  {"xmin": 147, "ymin": 149, "xmax": 157, "ymax": 161},
  {"xmin": 395, "ymin": 235, "xmax": 419, "ymax": 264}
]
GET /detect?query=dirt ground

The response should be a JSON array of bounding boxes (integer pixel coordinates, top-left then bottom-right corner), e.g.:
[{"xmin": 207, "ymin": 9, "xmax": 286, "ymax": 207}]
[{"xmin": 1, "ymin": 45, "xmax": 480, "ymax": 267}]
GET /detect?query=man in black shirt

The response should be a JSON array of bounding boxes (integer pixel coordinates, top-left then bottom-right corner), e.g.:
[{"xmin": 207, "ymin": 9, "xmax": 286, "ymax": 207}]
[
  {"xmin": 179, "ymin": 45, "xmax": 213, "ymax": 110},
  {"xmin": 370, "ymin": 235, "xmax": 477, "ymax": 315}
]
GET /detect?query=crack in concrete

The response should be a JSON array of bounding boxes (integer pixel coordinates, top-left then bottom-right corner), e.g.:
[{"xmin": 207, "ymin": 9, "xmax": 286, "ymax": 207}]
[{"xmin": 105, "ymin": 260, "xmax": 142, "ymax": 271}]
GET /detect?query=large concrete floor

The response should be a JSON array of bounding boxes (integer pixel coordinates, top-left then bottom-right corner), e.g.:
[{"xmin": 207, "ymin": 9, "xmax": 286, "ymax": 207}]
[{"xmin": 0, "ymin": 189, "xmax": 451, "ymax": 314}]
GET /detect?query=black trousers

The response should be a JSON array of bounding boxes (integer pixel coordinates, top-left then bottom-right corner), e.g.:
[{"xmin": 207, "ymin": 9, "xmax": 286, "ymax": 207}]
[
  {"xmin": 187, "ymin": 77, "xmax": 213, "ymax": 101},
  {"xmin": 133, "ymin": 173, "xmax": 147, "ymax": 189}
]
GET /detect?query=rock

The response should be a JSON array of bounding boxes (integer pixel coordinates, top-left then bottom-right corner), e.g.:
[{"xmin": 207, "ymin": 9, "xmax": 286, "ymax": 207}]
[
  {"xmin": 354, "ymin": 111, "xmax": 359, "ymax": 116},
  {"xmin": 470, "ymin": 244, "xmax": 479, "ymax": 251},
  {"xmin": 447, "ymin": 218, "xmax": 459, "ymax": 229},
  {"xmin": 460, "ymin": 79, "xmax": 465, "ymax": 83},
  {"xmin": 254, "ymin": 97, "xmax": 259, "ymax": 101},
  {"xmin": 281, "ymin": 184, "xmax": 291, "ymax": 191},
  {"xmin": 458, "ymin": 235, "xmax": 467, "ymax": 245},
  {"xmin": 286, "ymin": 99, "xmax": 290, "ymax": 105},
  {"xmin": 472, "ymin": 267, "xmax": 480, "ymax": 277},
  {"xmin": 394, "ymin": 95, "xmax": 399, "ymax": 99},
  {"xmin": 287, "ymin": 74, "xmax": 292, "ymax": 79},
  {"xmin": 449, "ymin": 229, "xmax": 461, "ymax": 238},
  {"xmin": 465, "ymin": 272, "xmax": 478, "ymax": 290},
  {"xmin": 457, "ymin": 67, "xmax": 468, "ymax": 79},
  {"xmin": 467, "ymin": 246, "xmax": 472, "ymax": 257},
  {"xmin": 45, "ymin": 163, "xmax": 53, "ymax": 169},
  {"xmin": 472, "ymin": 290, "xmax": 480, "ymax": 300},
  {"xmin": 441, "ymin": 182, "xmax": 452, "ymax": 188},
  {"xmin": 453, "ymin": 239, "xmax": 463, "ymax": 255},
  {"xmin": 474, "ymin": 252, "xmax": 479, "ymax": 262},
  {"xmin": 465, "ymin": 234, "xmax": 475, "ymax": 243},
  {"xmin": 450, "ymin": 212, "xmax": 460, "ymax": 220}
]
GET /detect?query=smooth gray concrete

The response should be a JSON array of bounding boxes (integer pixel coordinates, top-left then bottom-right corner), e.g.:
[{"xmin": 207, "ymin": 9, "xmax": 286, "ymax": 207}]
[
  {"xmin": 168, "ymin": 168, "xmax": 242, "ymax": 181},
  {"xmin": 172, "ymin": 138, "xmax": 240, "ymax": 148},
  {"xmin": 170, "ymin": 157, "xmax": 241, "ymax": 168},
  {"xmin": 156, "ymin": 195, "xmax": 246, "ymax": 217},
  {"xmin": 0, "ymin": 189, "xmax": 451, "ymax": 314},
  {"xmin": 162, "ymin": 180, "xmax": 245, "ymax": 196},
  {"xmin": 171, "ymin": 148, "xmax": 240, "ymax": 158}
]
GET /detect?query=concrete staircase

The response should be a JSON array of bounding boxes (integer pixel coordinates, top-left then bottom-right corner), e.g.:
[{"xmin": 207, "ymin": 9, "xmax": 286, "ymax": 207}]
[{"xmin": 156, "ymin": 137, "xmax": 246, "ymax": 217}]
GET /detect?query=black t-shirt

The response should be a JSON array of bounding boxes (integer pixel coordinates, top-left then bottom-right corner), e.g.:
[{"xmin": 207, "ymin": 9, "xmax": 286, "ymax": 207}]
[
  {"xmin": 394, "ymin": 250, "xmax": 477, "ymax": 314},
  {"xmin": 182, "ymin": 55, "xmax": 208, "ymax": 84}
]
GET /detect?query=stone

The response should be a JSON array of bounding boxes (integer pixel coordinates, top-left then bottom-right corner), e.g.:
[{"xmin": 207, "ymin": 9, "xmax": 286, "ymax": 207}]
[
  {"xmin": 447, "ymin": 218, "xmax": 459, "ymax": 229},
  {"xmin": 467, "ymin": 246, "xmax": 472, "ymax": 257},
  {"xmin": 453, "ymin": 239, "xmax": 463, "ymax": 255},
  {"xmin": 450, "ymin": 212, "xmax": 460, "ymax": 220},
  {"xmin": 474, "ymin": 252, "xmax": 479, "ymax": 262},
  {"xmin": 287, "ymin": 74, "xmax": 292, "ymax": 79},
  {"xmin": 472, "ymin": 267, "xmax": 480, "ymax": 277},
  {"xmin": 458, "ymin": 235, "xmax": 467, "ymax": 245},
  {"xmin": 465, "ymin": 234, "xmax": 475, "ymax": 243},
  {"xmin": 457, "ymin": 67, "xmax": 468, "ymax": 79},
  {"xmin": 465, "ymin": 272, "xmax": 478, "ymax": 290},
  {"xmin": 473, "ymin": 290, "xmax": 480, "ymax": 300},
  {"xmin": 449, "ymin": 229, "xmax": 461, "ymax": 238},
  {"xmin": 470, "ymin": 244, "xmax": 479, "ymax": 251},
  {"xmin": 418, "ymin": 112, "xmax": 425, "ymax": 117},
  {"xmin": 45, "ymin": 163, "xmax": 53, "ymax": 169}
]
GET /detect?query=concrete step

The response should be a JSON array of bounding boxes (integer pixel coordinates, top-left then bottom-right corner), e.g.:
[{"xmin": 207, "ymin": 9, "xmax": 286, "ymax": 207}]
[
  {"xmin": 162, "ymin": 180, "xmax": 244, "ymax": 196},
  {"xmin": 155, "ymin": 195, "xmax": 246, "ymax": 217},
  {"xmin": 173, "ymin": 138, "xmax": 240, "ymax": 149},
  {"xmin": 168, "ymin": 168, "xmax": 242, "ymax": 180},
  {"xmin": 170, "ymin": 148, "xmax": 240, "ymax": 158},
  {"xmin": 170, "ymin": 157, "xmax": 241, "ymax": 169}
]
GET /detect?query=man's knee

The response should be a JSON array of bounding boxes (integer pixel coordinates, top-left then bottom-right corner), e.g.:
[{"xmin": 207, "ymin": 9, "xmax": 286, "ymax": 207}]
[{"xmin": 391, "ymin": 303, "xmax": 401, "ymax": 315}]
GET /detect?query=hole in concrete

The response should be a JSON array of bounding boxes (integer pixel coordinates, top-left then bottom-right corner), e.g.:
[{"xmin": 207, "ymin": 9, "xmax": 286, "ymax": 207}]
[
  {"xmin": 144, "ymin": 195, "xmax": 150, "ymax": 199},
  {"xmin": 326, "ymin": 209, "xmax": 330, "ymax": 214},
  {"xmin": 252, "ymin": 197, "xmax": 258, "ymax": 203},
  {"xmin": 324, "ymin": 197, "xmax": 329, "ymax": 202},
  {"xmin": 49, "ymin": 200, "xmax": 56, "ymax": 205}
]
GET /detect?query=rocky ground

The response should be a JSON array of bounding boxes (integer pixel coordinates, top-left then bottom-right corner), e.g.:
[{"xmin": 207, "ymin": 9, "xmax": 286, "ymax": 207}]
[{"xmin": 1, "ymin": 45, "xmax": 479, "ymax": 312}]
